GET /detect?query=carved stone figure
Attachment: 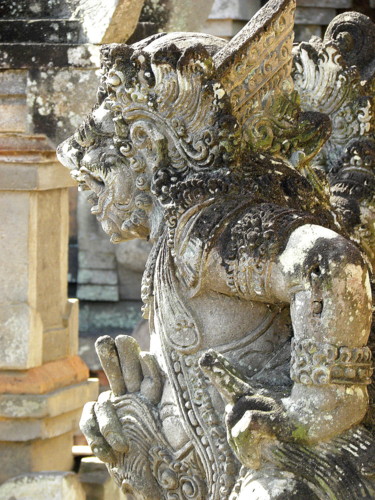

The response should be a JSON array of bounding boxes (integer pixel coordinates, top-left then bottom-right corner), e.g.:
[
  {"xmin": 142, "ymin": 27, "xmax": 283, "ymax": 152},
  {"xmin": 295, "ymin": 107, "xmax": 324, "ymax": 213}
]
[{"xmin": 57, "ymin": 0, "xmax": 375, "ymax": 497}]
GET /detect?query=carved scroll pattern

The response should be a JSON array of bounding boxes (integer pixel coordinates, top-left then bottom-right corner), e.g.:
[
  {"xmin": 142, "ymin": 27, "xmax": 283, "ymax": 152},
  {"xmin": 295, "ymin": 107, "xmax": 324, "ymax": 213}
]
[
  {"xmin": 154, "ymin": 239, "xmax": 239, "ymax": 499},
  {"xmin": 215, "ymin": 0, "xmax": 295, "ymax": 120},
  {"xmin": 293, "ymin": 41, "xmax": 373, "ymax": 172}
]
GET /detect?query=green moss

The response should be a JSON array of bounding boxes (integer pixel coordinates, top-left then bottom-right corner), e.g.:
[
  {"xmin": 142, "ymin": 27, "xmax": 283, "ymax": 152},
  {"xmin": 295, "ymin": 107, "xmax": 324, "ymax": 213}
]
[{"xmin": 291, "ymin": 425, "xmax": 308, "ymax": 442}]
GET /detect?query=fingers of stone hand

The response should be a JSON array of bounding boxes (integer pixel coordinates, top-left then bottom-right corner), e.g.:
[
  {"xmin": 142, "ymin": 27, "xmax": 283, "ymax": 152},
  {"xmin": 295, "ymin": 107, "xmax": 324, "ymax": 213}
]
[
  {"xmin": 95, "ymin": 336, "xmax": 126, "ymax": 396},
  {"xmin": 79, "ymin": 401, "xmax": 116, "ymax": 463},
  {"xmin": 140, "ymin": 352, "xmax": 162, "ymax": 405},
  {"xmin": 94, "ymin": 396, "xmax": 129, "ymax": 453},
  {"xmin": 115, "ymin": 335, "xmax": 142, "ymax": 393}
]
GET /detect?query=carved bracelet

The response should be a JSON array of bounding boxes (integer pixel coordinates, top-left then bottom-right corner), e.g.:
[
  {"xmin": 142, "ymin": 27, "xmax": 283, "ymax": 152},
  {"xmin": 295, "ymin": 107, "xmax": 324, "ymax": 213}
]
[{"xmin": 290, "ymin": 339, "xmax": 373, "ymax": 386}]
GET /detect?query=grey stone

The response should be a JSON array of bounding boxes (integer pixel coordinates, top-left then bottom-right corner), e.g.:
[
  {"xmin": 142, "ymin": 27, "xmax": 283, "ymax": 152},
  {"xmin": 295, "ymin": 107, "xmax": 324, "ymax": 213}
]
[
  {"xmin": 77, "ymin": 284, "xmax": 119, "ymax": 302},
  {"xmin": 78, "ymin": 269, "xmax": 118, "ymax": 286},
  {"xmin": 297, "ymin": 0, "xmax": 352, "ymax": 6},
  {"xmin": 294, "ymin": 23, "xmax": 322, "ymax": 41},
  {"xmin": 57, "ymin": 1, "xmax": 375, "ymax": 498},
  {"xmin": 295, "ymin": 6, "xmax": 337, "ymax": 24},
  {"xmin": 0, "ymin": 379, "xmax": 98, "ymax": 419},
  {"xmin": 78, "ymin": 300, "xmax": 143, "ymax": 335},
  {"xmin": 79, "ymin": 457, "xmax": 127, "ymax": 500},
  {"xmin": 0, "ymin": 471, "xmax": 85, "ymax": 500}
]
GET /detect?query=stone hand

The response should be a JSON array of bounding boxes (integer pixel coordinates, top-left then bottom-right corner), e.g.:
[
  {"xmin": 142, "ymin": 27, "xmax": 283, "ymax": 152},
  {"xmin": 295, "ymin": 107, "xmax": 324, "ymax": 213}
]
[
  {"xmin": 199, "ymin": 350, "xmax": 292, "ymax": 469},
  {"xmin": 80, "ymin": 335, "xmax": 163, "ymax": 463}
]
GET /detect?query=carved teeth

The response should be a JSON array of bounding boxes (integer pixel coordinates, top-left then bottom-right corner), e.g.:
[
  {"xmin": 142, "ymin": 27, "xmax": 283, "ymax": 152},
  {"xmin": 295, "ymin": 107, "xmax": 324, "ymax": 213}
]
[{"xmin": 91, "ymin": 205, "xmax": 100, "ymax": 214}]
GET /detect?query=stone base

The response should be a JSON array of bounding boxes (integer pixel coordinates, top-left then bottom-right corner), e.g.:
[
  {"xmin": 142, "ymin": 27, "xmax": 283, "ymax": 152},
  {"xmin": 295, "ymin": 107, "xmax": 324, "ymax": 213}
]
[
  {"xmin": 0, "ymin": 471, "xmax": 85, "ymax": 500},
  {"xmin": 0, "ymin": 433, "xmax": 75, "ymax": 485}
]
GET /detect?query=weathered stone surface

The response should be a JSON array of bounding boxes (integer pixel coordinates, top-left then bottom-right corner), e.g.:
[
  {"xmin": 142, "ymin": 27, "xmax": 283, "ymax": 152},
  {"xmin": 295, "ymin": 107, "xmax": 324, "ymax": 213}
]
[
  {"xmin": 295, "ymin": 6, "xmax": 337, "ymax": 24},
  {"xmin": 0, "ymin": 471, "xmax": 85, "ymax": 500},
  {"xmin": 0, "ymin": 408, "xmax": 83, "ymax": 441},
  {"xmin": 136, "ymin": 0, "xmax": 215, "ymax": 35},
  {"xmin": 0, "ymin": 0, "xmax": 73, "ymax": 19},
  {"xmin": 78, "ymin": 301, "xmax": 143, "ymax": 335},
  {"xmin": 79, "ymin": 457, "xmax": 127, "ymax": 500},
  {"xmin": 72, "ymin": 0, "xmax": 145, "ymax": 44},
  {"xmin": 203, "ymin": 0, "xmax": 261, "ymax": 40},
  {"xmin": 57, "ymin": 0, "xmax": 375, "ymax": 498},
  {"xmin": 0, "ymin": 304, "xmax": 43, "ymax": 370},
  {"xmin": 77, "ymin": 284, "xmax": 119, "ymax": 302},
  {"xmin": 0, "ymin": 379, "xmax": 98, "ymax": 419},
  {"xmin": 0, "ymin": 43, "xmax": 100, "ymax": 70},
  {"xmin": 294, "ymin": 23, "xmax": 322, "ymax": 41},
  {"xmin": 114, "ymin": 240, "xmax": 151, "ymax": 274},
  {"xmin": 78, "ymin": 251, "xmax": 117, "ymax": 270},
  {"xmin": 0, "ymin": 433, "xmax": 75, "ymax": 485},
  {"xmin": 78, "ymin": 269, "xmax": 118, "ymax": 286},
  {"xmin": 0, "ymin": 19, "xmax": 81, "ymax": 44}
]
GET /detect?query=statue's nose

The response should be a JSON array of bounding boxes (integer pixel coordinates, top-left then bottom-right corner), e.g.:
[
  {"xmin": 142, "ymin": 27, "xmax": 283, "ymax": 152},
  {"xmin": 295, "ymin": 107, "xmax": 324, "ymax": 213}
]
[{"xmin": 56, "ymin": 137, "xmax": 82, "ymax": 170}]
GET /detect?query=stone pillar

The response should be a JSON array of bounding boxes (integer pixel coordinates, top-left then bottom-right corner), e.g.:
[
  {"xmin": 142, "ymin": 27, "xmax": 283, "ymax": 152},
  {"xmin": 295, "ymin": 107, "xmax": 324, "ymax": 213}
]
[{"xmin": 0, "ymin": 70, "xmax": 98, "ymax": 483}]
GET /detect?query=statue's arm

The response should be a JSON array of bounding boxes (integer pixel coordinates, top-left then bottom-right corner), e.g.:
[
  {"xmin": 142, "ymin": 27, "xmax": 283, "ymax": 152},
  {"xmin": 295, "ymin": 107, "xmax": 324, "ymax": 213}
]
[
  {"xmin": 205, "ymin": 223, "xmax": 372, "ymax": 444},
  {"xmin": 269, "ymin": 224, "xmax": 372, "ymax": 442}
]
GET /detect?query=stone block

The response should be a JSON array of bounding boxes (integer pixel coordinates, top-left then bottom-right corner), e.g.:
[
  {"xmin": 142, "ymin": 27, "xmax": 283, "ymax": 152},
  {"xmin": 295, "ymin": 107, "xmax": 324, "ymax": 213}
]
[
  {"xmin": 78, "ymin": 250, "xmax": 117, "ymax": 270},
  {"xmin": 78, "ymin": 269, "xmax": 118, "ymax": 286},
  {"xmin": 27, "ymin": 68, "xmax": 100, "ymax": 145},
  {"xmin": 0, "ymin": 191, "xmax": 37, "ymax": 304},
  {"xmin": 77, "ymin": 284, "xmax": 119, "ymax": 302},
  {"xmin": 0, "ymin": 408, "xmax": 82, "ymax": 441},
  {"xmin": 0, "ymin": 20, "xmax": 81, "ymax": 44},
  {"xmin": 0, "ymin": 471, "xmax": 85, "ymax": 500},
  {"xmin": 0, "ymin": 379, "xmax": 98, "ymax": 419},
  {"xmin": 0, "ymin": 356, "xmax": 89, "ymax": 395},
  {"xmin": 35, "ymin": 188, "xmax": 69, "ymax": 330},
  {"xmin": 295, "ymin": 7, "xmax": 337, "ymax": 25},
  {"xmin": 0, "ymin": 96, "xmax": 27, "ymax": 133},
  {"xmin": 0, "ymin": 69, "xmax": 27, "ymax": 96},
  {"xmin": 0, "ymin": 43, "xmax": 100, "ymax": 70},
  {"xmin": 0, "ymin": 304, "xmax": 42, "ymax": 370},
  {"xmin": 202, "ymin": 19, "xmax": 248, "ymax": 38},
  {"xmin": 79, "ymin": 457, "xmax": 127, "ymax": 500},
  {"xmin": 0, "ymin": 432, "xmax": 74, "ymax": 484},
  {"xmin": 76, "ymin": 0, "xmax": 145, "ymax": 44},
  {"xmin": 118, "ymin": 268, "xmax": 143, "ymax": 301},
  {"xmin": 294, "ymin": 24, "xmax": 322, "ymax": 41},
  {"xmin": 78, "ymin": 301, "xmax": 143, "ymax": 335},
  {"xmin": 0, "ymin": 0, "xmax": 73, "ymax": 19},
  {"xmin": 43, "ymin": 326, "xmax": 70, "ymax": 363},
  {"xmin": 208, "ymin": 0, "xmax": 261, "ymax": 21},
  {"xmin": 65, "ymin": 298, "xmax": 79, "ymax": 357},
  {"xmin": 0, "ymin": 158, "xmax": 77, "ymax": 191}
]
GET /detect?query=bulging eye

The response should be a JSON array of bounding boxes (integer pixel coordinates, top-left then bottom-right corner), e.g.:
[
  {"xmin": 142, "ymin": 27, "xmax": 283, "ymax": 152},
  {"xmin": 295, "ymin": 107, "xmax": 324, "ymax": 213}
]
[{"xmin": 103, "ymin": 155, "xmax": 118, "ymax": 172}]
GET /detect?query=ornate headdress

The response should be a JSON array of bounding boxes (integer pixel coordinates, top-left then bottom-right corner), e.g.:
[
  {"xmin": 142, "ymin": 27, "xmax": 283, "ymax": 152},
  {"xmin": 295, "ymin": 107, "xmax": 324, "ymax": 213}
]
[{"xmin": 95, "ymin": 0, "xmax": 329, "ymax": 179}]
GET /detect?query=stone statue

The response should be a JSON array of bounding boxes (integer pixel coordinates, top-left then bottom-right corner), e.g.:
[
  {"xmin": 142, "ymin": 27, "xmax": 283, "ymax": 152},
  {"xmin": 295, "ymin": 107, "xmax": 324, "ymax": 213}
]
[{"xmin": 57, "ymin": 0, "xmax": 375, "ymax": 497}]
